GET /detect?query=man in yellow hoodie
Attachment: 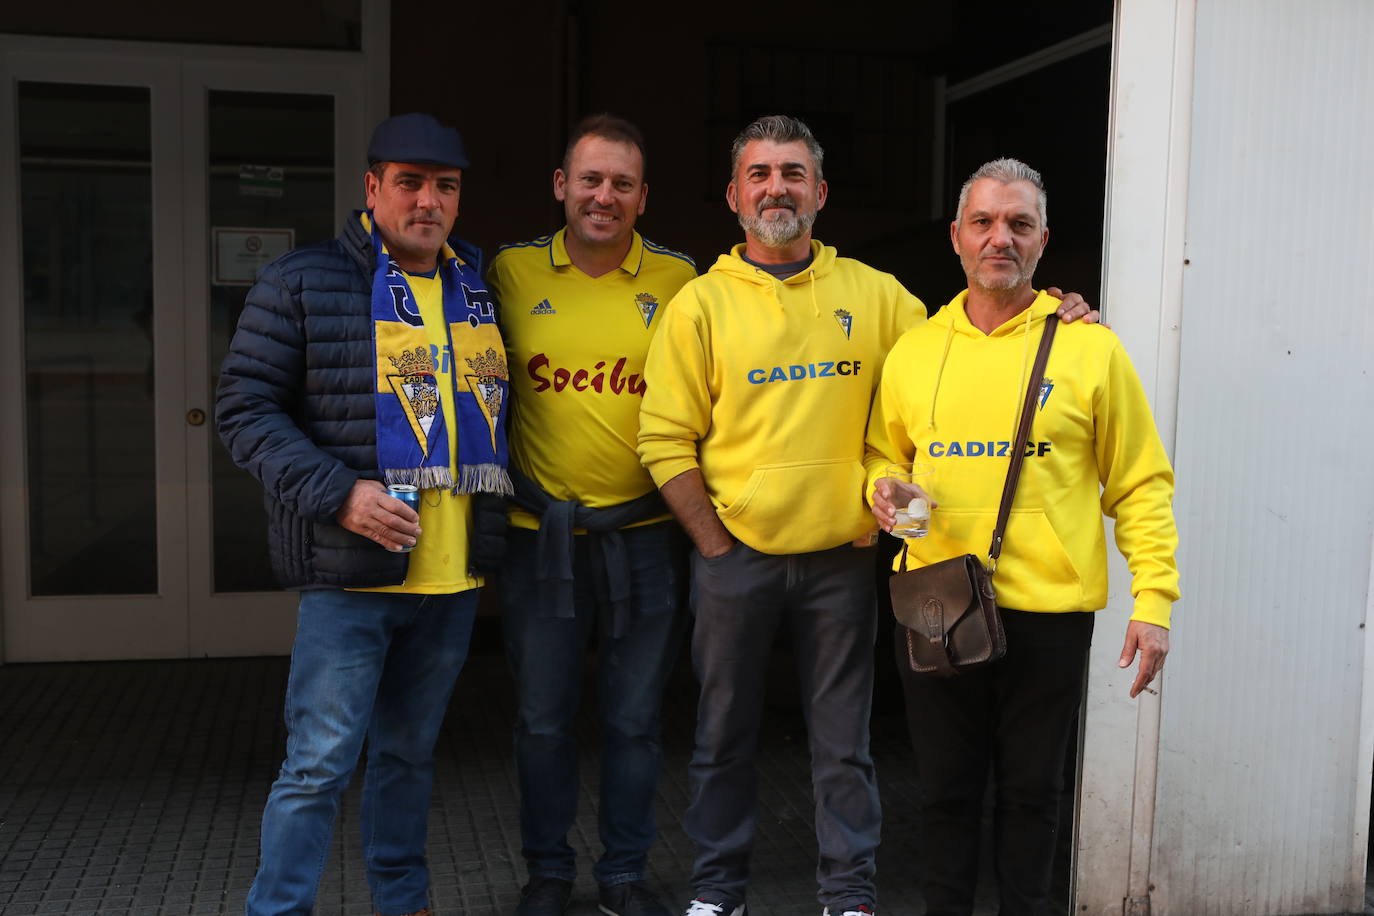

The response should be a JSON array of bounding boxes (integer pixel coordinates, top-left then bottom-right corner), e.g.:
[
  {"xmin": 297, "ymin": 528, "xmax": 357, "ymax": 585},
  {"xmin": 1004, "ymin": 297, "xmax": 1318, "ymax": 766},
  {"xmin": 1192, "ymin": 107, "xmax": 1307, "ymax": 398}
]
[
  {"xmin": 864, "ymin": 158, "xmax": 1178, "ymax": 916},
  {"xmin": 638, "ymin": 119, "xmax": 1096, "ymax": 916}
]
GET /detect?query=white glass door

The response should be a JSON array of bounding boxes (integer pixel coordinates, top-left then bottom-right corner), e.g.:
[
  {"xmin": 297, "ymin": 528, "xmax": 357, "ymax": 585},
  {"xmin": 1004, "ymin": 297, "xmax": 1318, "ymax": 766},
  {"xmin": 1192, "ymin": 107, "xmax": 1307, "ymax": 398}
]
[
  {"xmin": 182, "ymin": 59, "xmax": 365, "ymax": 657},
  {"xmin": 0, "ymin": 38, "xmax": 365, "ymax": 661}
]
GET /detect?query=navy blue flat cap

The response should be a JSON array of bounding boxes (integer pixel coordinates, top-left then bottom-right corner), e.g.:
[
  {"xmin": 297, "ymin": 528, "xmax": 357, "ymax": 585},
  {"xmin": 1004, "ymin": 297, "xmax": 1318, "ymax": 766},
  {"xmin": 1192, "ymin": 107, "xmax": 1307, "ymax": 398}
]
[{"xmin": 367, "ymin": 112, "xmax": 470, "ymax": 169}]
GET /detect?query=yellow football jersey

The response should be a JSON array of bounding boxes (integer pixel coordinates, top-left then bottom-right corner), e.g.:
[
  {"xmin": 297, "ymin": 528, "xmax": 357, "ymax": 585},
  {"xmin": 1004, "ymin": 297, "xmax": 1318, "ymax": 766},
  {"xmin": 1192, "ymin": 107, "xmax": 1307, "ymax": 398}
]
[{"xmin": 488, "ymin": 229, "xmax": 696, "ymax": 530}]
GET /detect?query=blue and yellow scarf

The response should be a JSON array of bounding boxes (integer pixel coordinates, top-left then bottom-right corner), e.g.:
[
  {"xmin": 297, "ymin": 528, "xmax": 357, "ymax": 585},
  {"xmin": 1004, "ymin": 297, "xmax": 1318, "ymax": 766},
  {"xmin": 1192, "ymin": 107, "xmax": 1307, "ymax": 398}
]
[{"xmin": 369, "ymin": 215, "xmax": 512, "ymax": 495}]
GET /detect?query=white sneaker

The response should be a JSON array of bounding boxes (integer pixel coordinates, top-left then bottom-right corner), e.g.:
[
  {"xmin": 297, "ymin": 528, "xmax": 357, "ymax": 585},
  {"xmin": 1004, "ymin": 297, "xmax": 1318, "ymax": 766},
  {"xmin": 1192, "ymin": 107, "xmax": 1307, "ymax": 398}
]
[
  {"xmin": 822, "ymin": 907, "xmax": 875, "ymax": 916},
  {"xmin": 684, "ymin": 898, "xmax": 745, "ymax": 916}
]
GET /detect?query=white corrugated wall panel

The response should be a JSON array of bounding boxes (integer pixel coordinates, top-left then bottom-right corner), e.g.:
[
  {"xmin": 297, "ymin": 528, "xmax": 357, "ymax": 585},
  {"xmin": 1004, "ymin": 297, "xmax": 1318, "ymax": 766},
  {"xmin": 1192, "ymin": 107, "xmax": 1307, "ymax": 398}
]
[
  {"xmin": 1153, "ymin": 2, "xmax": 1374, "ymax": 914},
  {"xmin": 1078, "ymin": 2, "xmax": 1194, "ymax": 912}
]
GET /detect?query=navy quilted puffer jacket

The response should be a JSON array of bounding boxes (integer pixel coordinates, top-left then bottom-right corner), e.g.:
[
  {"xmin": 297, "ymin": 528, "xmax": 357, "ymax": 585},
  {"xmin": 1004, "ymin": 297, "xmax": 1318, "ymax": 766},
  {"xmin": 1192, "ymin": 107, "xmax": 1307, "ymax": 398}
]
[{"xmin": 215, "ymin": 214, "xmax": 495, "ymax": 589}]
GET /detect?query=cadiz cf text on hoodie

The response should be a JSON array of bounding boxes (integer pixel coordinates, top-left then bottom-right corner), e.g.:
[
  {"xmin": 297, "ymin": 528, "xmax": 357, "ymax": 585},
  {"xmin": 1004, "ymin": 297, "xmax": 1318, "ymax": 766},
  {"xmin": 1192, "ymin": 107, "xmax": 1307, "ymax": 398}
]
[
  {"xmin": 638, "ymin": 240, "xmax": 926, "ymax": 555},
  {"xmin": 864, "ymin": 289, "xmax": 1179, "ymax": 626}
]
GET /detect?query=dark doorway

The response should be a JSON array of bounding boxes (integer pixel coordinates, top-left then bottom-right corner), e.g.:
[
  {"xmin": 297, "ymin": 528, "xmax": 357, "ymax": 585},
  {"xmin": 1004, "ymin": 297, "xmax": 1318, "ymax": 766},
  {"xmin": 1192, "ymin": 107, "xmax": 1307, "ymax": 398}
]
[{"xmin": 397, "ymin": 0, "xmax": 1113, "ymax": 316}]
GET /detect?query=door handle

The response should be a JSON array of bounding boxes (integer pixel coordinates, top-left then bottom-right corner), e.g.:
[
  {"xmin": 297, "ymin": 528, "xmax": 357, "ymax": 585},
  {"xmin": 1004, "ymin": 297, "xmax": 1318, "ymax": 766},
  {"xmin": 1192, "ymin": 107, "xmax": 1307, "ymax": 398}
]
[{"xmin": 187, "ymin": 408, "xmax": 207, "ymax": 426}]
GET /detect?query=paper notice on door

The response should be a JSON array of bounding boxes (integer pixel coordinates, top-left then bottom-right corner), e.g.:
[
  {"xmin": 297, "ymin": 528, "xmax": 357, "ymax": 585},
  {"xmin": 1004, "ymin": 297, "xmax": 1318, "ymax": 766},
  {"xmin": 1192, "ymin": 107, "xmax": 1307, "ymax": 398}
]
[{"xmin": 212, "ymin": 227, "xmax": 295, "ymax": 286}]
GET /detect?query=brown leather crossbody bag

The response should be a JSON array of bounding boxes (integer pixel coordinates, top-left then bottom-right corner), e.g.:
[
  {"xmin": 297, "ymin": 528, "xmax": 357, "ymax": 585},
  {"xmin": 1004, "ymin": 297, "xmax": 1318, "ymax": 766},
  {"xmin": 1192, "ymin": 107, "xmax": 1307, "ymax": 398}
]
[{"xmin": 890, "ymin": 314, "xmax": 1057, "ymax": 676}]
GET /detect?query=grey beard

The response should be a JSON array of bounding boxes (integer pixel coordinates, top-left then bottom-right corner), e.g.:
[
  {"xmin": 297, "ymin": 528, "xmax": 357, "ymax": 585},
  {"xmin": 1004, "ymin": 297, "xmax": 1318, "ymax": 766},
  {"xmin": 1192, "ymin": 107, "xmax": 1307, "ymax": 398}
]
[
  {"xmin": 739, "ymin": 208, "xmax": 815, "ymax": 248},
  {"xmin": 969, "ymin": 253, "xmax": 1039, "ymax": 292},
  {"xmin": 974, "ymin": 269, "xmax": 1027, "ymax": 291}
]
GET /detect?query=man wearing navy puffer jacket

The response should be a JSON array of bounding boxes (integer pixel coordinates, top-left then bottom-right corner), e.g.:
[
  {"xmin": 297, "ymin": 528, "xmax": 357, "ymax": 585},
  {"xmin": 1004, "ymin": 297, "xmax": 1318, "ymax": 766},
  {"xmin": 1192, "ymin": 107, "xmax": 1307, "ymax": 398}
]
[{"xmin": 216, "ymin": 112, "xmax": 511, "ymax": 916}]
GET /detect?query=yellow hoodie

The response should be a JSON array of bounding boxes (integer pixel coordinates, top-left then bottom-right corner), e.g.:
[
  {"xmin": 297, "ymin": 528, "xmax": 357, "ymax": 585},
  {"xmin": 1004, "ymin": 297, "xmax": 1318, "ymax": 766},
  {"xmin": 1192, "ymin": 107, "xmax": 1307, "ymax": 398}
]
[
  {"xmin": 864, "ymin": 290, "xmax": 1179, "ymax": 627},
  {"xmin": 639, "ymin": 240, "xmax": 925, "ymax": 554}
]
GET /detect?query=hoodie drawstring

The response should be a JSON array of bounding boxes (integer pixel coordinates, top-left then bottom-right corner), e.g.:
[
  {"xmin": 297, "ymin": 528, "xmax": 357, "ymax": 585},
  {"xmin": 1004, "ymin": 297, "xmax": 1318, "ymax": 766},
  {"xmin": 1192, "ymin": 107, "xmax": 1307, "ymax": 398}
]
[
  {"xmin": 928, "ymin": 302, "xmax": 1041, "ymax": 433},
  {"xmin": 927, "ymin": 317, "xmax": 957, "ymax": 431},
  {"xmin": 755, "ymin": 264, "xmax": 818, "ymax": 315}
]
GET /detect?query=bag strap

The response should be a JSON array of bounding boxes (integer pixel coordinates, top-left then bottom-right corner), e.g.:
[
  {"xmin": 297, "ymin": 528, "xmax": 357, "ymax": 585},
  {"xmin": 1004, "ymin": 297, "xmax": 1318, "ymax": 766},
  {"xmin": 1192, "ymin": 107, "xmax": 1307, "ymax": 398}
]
[{"xmin": 986, "ymin": 315, "xmax": 1058, "ymax": 568}]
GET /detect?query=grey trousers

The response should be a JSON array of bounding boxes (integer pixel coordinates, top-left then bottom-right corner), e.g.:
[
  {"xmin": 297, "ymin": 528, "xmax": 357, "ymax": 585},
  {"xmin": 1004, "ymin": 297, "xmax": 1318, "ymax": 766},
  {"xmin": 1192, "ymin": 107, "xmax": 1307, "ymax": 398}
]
[{"xmin": 686, "ymin": 540, "xmax": 881, "ymax": 910}]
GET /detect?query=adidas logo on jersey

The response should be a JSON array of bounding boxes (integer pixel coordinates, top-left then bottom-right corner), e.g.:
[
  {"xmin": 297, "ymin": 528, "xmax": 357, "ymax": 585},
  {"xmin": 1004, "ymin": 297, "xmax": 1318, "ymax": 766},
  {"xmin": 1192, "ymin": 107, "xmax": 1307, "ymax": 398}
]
[{"xmin": 530, "ymin": 298, "xmax": 556, "ymax": 316}]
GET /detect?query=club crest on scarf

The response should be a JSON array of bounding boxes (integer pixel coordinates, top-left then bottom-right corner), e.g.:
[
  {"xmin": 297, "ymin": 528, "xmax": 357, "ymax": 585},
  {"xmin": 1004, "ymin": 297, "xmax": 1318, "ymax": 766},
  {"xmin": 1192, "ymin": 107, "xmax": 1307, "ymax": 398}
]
[
  {"xmin": 386, "ymin": 346, "xmax": 442, "ymax": 457},
  {"xmin": 463, "ymin": 346, "xmax": 508, "ymax": 450},
  {"xmin": 368, "ymin": 212, "xmax": 512, "ymax": 495}
]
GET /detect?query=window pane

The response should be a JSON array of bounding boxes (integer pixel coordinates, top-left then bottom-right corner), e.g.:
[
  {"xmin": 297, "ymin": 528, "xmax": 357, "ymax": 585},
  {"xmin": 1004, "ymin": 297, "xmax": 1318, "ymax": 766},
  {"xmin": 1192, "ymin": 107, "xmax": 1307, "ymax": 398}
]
[
  {"xmin": 208, "ymin": 90, "xmax": 335, "ymax": 593},
  {"xmin": 20, "ymin": 82, "xmax": 157, "ymax": 595}
]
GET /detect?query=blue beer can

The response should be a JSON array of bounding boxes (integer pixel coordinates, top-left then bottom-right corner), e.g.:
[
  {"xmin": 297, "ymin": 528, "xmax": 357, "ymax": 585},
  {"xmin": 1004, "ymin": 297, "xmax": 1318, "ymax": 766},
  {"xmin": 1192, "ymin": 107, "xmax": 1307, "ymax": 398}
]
[{"xmin": 386, "ymin": 484, "xmax": 421, "ymax": 552}]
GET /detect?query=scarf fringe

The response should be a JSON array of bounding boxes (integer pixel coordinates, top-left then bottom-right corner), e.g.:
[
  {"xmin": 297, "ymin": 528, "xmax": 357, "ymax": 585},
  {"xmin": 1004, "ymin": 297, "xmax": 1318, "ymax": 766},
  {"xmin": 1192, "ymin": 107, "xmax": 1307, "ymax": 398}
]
[
  {"xmin": 385, "ymin": 467, "xmax": 455, "ymax": 490},
  {"xmin": 385, "ymin": 465, "xmax": 512, "ymax": 496},
  {"xmin": 458, "ymin": 464, "xmax": 514, "ymax": 496}
]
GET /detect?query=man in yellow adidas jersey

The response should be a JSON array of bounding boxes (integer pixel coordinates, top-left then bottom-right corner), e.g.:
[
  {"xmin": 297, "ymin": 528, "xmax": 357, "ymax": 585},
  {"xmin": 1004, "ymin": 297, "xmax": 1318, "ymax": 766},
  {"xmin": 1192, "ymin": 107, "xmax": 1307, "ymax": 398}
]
[
  {"xmin": 638, "ymin": 119, "xmax": 1096, "ymax": 916},
  {"xmin": 864, "ymin": 158, "xmax": 1178, "ymax": 916},
  {"xmin": 217, "ymin": 113, "xmax": 511, "ymax": 916},
  {"xmin": 486, "ymin": 114, "xmax": 696, "ymax": 916}
]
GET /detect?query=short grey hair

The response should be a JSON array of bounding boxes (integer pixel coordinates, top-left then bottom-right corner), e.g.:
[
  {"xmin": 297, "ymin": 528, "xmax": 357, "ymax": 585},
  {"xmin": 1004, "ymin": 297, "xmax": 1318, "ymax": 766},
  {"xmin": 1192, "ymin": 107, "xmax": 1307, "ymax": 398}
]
[
  {"xmin": 955, "ymin": 157, "xmax": 1047, "ymax": 228},
  {"xmin": 730, "ymin": 115, "xmax": 825, "ymax": 180}
]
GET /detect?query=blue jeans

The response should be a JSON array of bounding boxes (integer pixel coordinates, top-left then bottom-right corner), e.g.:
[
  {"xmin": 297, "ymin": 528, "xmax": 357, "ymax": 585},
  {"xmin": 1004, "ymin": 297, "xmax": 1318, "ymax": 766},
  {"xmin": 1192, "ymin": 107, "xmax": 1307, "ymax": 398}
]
[
  {"xmin": 245, "ymin": 588, "xmax": 478, "ymax": 916},
  {"xmin": 501, "ymin": 522, "xmax": 687, "ymax": 885}
]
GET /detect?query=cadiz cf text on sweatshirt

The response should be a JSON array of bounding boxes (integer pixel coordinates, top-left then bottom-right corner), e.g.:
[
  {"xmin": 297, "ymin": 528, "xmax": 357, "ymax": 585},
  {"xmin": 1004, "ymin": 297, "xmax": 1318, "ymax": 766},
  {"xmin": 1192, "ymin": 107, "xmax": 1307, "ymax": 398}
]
[
  {"xmin": 864, "ymin": 290, "xmax": 1180, "ymax": 627},
  {"xmin": 638, "ymin": 240, "xmax": 925, "ymax": 555}
]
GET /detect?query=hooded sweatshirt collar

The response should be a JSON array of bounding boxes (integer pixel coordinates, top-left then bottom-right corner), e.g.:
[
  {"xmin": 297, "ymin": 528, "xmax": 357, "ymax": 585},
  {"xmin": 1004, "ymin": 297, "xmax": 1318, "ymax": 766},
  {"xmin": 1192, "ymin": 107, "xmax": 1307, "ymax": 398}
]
[
  {"xmin": 709, "ymin": 238, "xmax": 837, "ymax": 286},
  {"xmin": 708, "ymin": 239, "xmax": 839, "ymax": 318},
  {"xmin": 923, "ymin": 288, "xmax": 1062, "ymax": 434},
  {"xmin": 939, "ymin": 288, "xmax": 1062, "ymax": 337}
]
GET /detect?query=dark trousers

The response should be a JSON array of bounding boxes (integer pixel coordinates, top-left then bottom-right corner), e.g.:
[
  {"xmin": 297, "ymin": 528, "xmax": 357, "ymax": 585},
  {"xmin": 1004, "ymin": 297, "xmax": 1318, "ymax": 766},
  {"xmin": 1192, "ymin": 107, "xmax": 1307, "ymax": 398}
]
[
  {"xmin": 501, "ymin": 523, "xmax": 688, "ymax": 885},
  {"xmin": 688, "ymin": 541, "xmax": 881, "ymax": 910},
  {"xmin": 897, "ymin": 608, "xmax": 1094, "ymax": 916}
]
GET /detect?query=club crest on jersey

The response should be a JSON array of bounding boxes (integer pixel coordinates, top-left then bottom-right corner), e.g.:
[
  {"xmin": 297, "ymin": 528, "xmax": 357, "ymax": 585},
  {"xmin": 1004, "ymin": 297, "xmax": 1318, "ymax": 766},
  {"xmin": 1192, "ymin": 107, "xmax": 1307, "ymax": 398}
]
[
  {"xmin": 1038, "ymin": 378, "xmax": 1055, "ymax": 410},
  {"xmin": 834, "ymin": 308, "xmax": 853, "ymax": 339},
  {"xmin": 530, "ymin": 298, "xmax": 556, "ymax": 316},
  {"xmin": 635, "ymin": 292, "xmax": 660, "ymax": 328}
]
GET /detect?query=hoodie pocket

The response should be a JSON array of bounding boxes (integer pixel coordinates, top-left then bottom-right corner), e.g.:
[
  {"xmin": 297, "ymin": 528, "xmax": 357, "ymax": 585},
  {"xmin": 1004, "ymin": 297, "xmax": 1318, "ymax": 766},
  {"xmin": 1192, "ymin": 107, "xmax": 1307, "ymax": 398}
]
[
  {"xmin": 718, "ymin": 458, "xmax": 867, "ymax": 552},
  {"xmin": 915, "ymin": 507, "xmax": 1083, "ymax": 609}
]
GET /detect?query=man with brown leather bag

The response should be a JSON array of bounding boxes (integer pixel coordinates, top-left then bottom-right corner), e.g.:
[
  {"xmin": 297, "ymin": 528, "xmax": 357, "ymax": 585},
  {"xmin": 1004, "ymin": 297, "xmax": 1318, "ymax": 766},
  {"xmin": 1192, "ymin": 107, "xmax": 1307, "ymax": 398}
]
[{"xmin": 864, "ymin": 157, "xmax": 1179, "ymax": 916}]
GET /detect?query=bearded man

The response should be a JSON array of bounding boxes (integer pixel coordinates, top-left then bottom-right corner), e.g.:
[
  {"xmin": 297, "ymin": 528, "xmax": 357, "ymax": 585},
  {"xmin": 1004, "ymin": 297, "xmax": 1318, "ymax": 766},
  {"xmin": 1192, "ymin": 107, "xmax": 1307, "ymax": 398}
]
[{"xmin": 637, "ymin": 118, "xmax": 1097, "ymax": 916}]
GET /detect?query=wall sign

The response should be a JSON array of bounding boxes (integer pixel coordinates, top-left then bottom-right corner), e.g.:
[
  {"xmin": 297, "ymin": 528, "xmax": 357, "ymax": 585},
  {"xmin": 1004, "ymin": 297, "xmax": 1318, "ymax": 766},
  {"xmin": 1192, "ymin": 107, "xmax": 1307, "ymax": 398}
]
[{"xmin": 212, "ymin": 227, "xmax": 295, "ymax": 286}]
